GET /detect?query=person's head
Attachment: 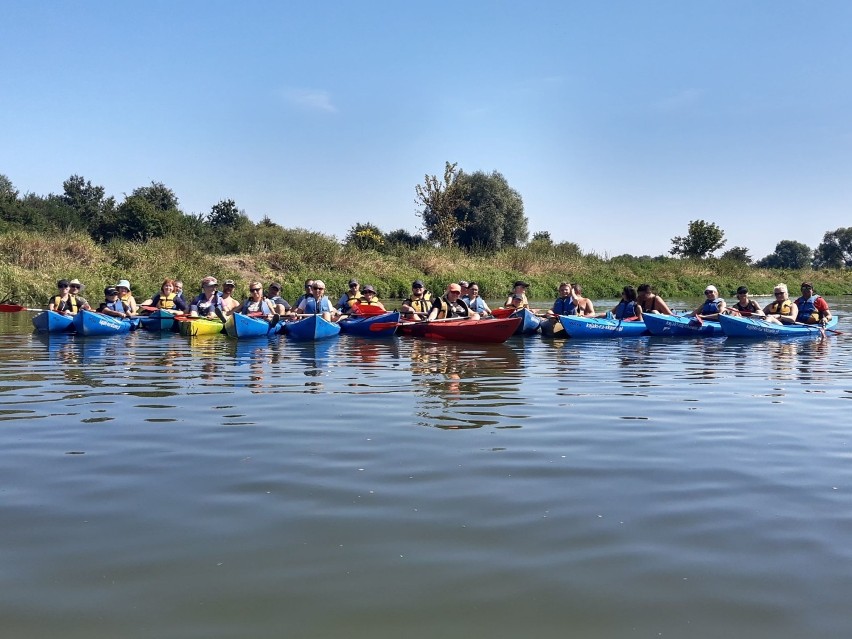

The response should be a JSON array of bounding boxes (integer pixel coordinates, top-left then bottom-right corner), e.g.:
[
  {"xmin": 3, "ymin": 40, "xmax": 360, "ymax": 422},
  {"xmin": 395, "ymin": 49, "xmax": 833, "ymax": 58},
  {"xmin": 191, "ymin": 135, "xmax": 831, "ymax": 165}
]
[
  {"xmin": 362, "ymin": 284, "xmax": 376, "ymax": 298},
  {"xmin": 200, "ymin": 276, "xmax": 217, "ymax": 294},
  {"xmin": 637, "ymin": 284, "xmax": 652, "ymax": 298},
  {"xmin": 104, "ymin": 286, "xmax": 118, "ymax": 300},
  {"xmin": 312, "ymin": 280, "xmax": 326, "ymax": 298},
  {"xmin": 160, "ymin": 278, "xmax": 176, "ymax": 294},
  {"xmin": 348, "ymin": 279, "xmax": 359, "ymax": 291},
  {"xmin": 116, "ymin": 279, "xmax": 132, "ymax": 295},
  {"xmin": 268, "ymin": 282, "xmax": 282, "ymax": 296},
  {"xmin": 558, "ymin": 281, "xmax": 572, "ymax": 297},
  {"xmin": 411, "ymin": 280, "xmax": 425, "ymax": 297},
  {"xmin": 622, "ymin": 285, "xmax": 637, "ymax": 302},
  {"xmin": 57, "ymin": 279, "xmax": 70, "ymax": 292},
  {"xmin": 69, "ymin": 279, "xmax": 84, "ymax": 293},
  {"xmin": 468, "ymin": 281, "xmax": 480, "ymax": 297},
  {"xmin": 773, "ymin": 283, "xmax": 789, "ymax": 300},
  {"xmin": 447, "ymin": 282, "xmax": 462, "ymax": 299},
  {"xmin": 174, "ymin": 280, "xmax": 184, "ymax": 293},
  {"xmin": 736, "ymin": 285, "xmax": 750, "ymax": 299},
  {"xmin": 800, "ymin": 282, "xmax": 815, "ymax": 296},
  {"xmin": 572, "ymin": 283, "xmax": 583, "ymax": 295},
  {"xmin": 513, "ymin": 280, "xmax": 530, "ymax": 293},
  {"xmin": 458, "ymin": 280, "xmax": 469, "ymax": 295},
  {"xmin": 222, "ymin": 279, "xmax": 235, "ymax": 295},
  {"xmin": 304, "ymin": 279, "xmax": 314, "ymax": 293},
  {"xmin": 704, "ymin": 285, "xmax": 718, "ymax": 300},
  {"xmin": 249, "ymin": 281, "xmax": 263, "ymax": 298}
]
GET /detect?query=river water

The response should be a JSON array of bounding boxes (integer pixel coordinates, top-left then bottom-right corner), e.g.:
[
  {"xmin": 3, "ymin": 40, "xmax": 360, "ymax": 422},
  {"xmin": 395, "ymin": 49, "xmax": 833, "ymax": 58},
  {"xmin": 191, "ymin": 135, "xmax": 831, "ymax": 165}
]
[{"xmin": 1, "ymin": 298, "xmax": 851, "ymax": 639}]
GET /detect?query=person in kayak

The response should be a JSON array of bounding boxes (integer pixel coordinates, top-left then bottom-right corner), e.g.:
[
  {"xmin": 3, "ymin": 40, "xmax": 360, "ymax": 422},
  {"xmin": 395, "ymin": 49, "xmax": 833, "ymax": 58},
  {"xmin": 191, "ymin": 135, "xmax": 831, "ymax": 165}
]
[
  {"xmin": 400, "ymin": 280, "xmax": 432, "ymax": 320},
  {"xmin": 296, "ymin": 280, "xmax": 338, "ymax": 322},
  {"xmin": 761, "ymin": 284, "xmax": 798, "ymax": 324},
  {"xmin": 794, "ymin": 282, "xmax": 832, "ymax": 325},
  {"xmin": 464, "ymin": 282, "xmax": 491, "ymax": 316},
  {"xmin": 97, "ymin": 286, "xmax": 133, "ymax": 319},
  {"xmin": 219, "ymin": 280, "xmax": 241, "ymax": 315},
  {"xmin": 599, "ymin": 285, "xmax": 642, "ymax": 320},
  {"xmin": 189, "ymin": 276, "xmax": 222, "ymax": 318},
  {"xmin": 239, "ymin": 281, "xmax": 283, "ymax": 320},
  {"xmin": 48, "ymin": 279, "xmax": 91, "ymax": 314},
  {"xmin": 571, "ymin": 283, "xmax": 596, "ymax": 317},
  {"xmin": 427, "ymin": 282, "xmax": 480, "ymax": 321},
  {"xmin": 689, "ymin": 285, "xmax": 726, "ymax": 321},
  {"xmin": 337, "ymin": 279, "xmax": 363, "ymax": 314},
  {"xmin": 728, "ymin": 286, "xmax": 763, "ymax": 317},
  {"xmin": 504, "ymin": 280, "xmax": 530, "ymax": 309},
  {"xmin": 351, "ymin": 285, "xmax": 385, "ymax": 315},
  {"xmin": 547, "ymin": 282, "xmax": 578, "ymax": 318},
  {"xmin": 140, "ymin": 279, "xmax": 188, "ymax": 314},
  {"xmin": 637, "ymin": 284, "xmax": 674, "ymax": 315}
]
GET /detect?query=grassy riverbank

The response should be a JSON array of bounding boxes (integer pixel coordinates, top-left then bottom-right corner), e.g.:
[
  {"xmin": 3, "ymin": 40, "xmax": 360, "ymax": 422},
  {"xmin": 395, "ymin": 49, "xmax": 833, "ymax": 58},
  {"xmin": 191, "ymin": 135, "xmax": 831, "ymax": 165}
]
[{"xmin": 2, "ymin": 230, "xmax": 850, "ymax": 305}]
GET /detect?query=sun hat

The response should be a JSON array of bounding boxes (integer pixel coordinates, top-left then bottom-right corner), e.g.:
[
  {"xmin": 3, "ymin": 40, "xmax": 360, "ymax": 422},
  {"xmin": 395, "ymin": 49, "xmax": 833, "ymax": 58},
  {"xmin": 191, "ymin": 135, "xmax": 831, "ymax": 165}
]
[
  {"xmin": 704, "ymin": 285, "xmax": 718, "ymax": 294},
  {"xmin": 362, "ymin": 285, "xmax": 376, "ymax": 294},
  {"xmin": 348, "ymin": 279, "xmax": 359, "ymax": 287},
  {"xmin": 115, "ymin": 279, "xmax": 131, "ymax": 290},
  {"xmin": 513, "ymin": 280, "xmax": 530, "ymax": 288},
  {"xmin": 223, "ymin": 279, "xmax": 235, "ymax": 286},
  {"xmin": 69, "ymin": 278, "xmax": 85, "ymax": 291},
  {"xmin": 448, "ymin": 284, "xmax": 462, "ymax": 293}
]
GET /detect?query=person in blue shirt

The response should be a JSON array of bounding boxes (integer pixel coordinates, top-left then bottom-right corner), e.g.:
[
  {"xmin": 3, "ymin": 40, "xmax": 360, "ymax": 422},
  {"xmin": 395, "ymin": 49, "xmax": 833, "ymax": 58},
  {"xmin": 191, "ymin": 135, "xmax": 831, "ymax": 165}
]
[{"xmin": 463, "ymin": 281, "xmax": 491, "ymax": 315}]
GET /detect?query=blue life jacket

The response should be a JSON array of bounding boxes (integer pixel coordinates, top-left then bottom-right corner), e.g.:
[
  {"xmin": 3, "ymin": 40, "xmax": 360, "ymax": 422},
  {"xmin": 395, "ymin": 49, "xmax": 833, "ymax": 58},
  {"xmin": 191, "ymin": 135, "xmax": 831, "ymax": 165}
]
[
  {"xmin": 700, "ymin": 298, "xmax": 723, "ymax": 314},
  {"xmin": 794, "ymin": 294, "xmax": 821, "ymax": 323},
  {"xmin": 614, "ymin": 300, "xmax": 638, "ymax": 320},
  {"xmin": 241, "ymin": 299, "xmax": 276, "ymax": 315},
  {"xmin": 552, "ymin": 296, "xmax": 577, "ymax": 316},
  {"xmin": 466, "ymin": 296, "xmax": 489, "ymax": 313},
  {"xmin": 302, "ymin": 296, "xmax": 333, "ymax": 314}
]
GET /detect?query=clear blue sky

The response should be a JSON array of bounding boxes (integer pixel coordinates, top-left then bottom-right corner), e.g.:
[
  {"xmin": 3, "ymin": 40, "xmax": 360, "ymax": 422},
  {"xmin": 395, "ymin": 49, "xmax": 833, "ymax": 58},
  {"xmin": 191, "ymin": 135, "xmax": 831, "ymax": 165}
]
[{"xmin": 2, "ymin": 1, "xmax": 850, "ymax": 260}]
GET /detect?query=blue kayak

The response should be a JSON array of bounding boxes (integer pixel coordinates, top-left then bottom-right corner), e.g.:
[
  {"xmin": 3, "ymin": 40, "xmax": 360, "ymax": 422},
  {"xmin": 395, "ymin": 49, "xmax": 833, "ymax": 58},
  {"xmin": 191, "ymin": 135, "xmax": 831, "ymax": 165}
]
[
  {"xmin": 139, "ymin": 309, "xmax": 178, "ymax": 332},
  {"xmin": 285, "ymin": 314, "xmax": 341, "ymax": 341},
  {"xmin": 224, "ymin": 313, "xmax": 285, "ymax": 338},
  {"xmin": 32, "ymin": 310, "xmax": 75, "ymax": 333},
  {"xmin": 719, "ymin": 314, "xmax": 839, "ymax": 338},
  {"xmin": 72, "ymin": 309, "xmax": 140, "ymax": 336},
  {"xmin": 559, "ymin": 314, "xmax": 648, "ymax": 338},
  {"xmin": 643, "ymin": 313, "xmax": 723, "ymax": 337},
  {"xmin": 339, "ymin": 311, "xmax": 400, "ymax": 338},
  {"xmin": 512, "ymin": 308, "xmax": 543, "ymax": 335}
]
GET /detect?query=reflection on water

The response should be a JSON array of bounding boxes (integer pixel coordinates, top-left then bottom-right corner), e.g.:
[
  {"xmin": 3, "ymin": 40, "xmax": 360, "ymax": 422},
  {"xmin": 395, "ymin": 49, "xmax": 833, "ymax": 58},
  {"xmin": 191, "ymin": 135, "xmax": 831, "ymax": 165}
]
[{"xmin": 1, "ymin": 304, "xmax": 852, "ymax": 639}]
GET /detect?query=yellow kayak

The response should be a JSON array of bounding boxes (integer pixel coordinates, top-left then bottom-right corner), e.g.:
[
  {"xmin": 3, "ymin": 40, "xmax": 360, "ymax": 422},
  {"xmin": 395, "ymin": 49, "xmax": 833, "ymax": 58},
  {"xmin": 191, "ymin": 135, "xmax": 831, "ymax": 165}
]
[{"xmin": 178, "ymin": 318, "xmax": 225, "ymax": 337}]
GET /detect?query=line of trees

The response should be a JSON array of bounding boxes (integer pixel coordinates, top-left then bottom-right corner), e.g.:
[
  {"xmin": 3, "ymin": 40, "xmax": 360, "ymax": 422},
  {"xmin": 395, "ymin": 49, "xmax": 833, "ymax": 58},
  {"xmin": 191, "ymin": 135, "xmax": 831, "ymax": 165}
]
[{"xmin": 2, "ymin": 170, "xmax": 850, "ymax": 269}]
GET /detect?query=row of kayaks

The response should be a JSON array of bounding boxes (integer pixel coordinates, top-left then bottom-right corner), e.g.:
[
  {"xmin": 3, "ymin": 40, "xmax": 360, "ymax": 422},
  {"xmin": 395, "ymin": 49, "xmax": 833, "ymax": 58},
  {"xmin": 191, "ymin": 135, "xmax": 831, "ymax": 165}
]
[
  {"xmin": 31, "ymin": 308, "xmax": 838, "ymax": 341},
  {"xmin": 31, "ymin": 309, "xmax": 526, "ymax": 343},
  {"xmin": 551, "ymin": 312, "xmax": 839, "ymax": 339}
]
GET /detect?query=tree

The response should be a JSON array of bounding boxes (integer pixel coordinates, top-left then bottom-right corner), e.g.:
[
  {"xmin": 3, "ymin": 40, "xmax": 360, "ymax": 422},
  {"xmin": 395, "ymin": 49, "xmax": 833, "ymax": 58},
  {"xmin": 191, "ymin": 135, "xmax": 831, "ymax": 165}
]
[
  {"xmin": 531, "ymin": 231, "xmax": 552, "ymax": 244},
  {"xmin": 385, "ymin": 228, "xmax": 426, "ymax": 249},
  {"xmin": 131, "ymin": 181, "xmax": 180, "ymax": 212},
  {"xmin": 720, "ymin": 246, "xmax": 752, "ymax": 264},
  {"xmin": 61, "ymin": 174, "xmax": 115, "ymax": 233},
  {"xmin": 415, "ymin": 161, "xmax": 469, "ymax": 247},
  {"xmin": 345, "ymin": 222, "xmax": 385, "ymax": 251},
  {"xmin": 757, "ymin": 240, "xmax": 812, "ymax": 269},
  {"xmin": 452, "ymin": 170, "xmax": 528, "ymax": 251},
  {"xmin": 669, "ymin": 220, "xmax": 726, "ymax": 258},
  {"xmin": 207, "ymin": 199, "xmax": 249, "ymax": 229},
  {"xmin": 813, "ymin": 227, "xmax": 852, "ymax": 269},
  {"xmin": 104, "ymin": 195, "xmax": 180, "ymax": 241},
  {"xmin": 0, "ymin": 174, "xmax": 18, "ymax": 203}
]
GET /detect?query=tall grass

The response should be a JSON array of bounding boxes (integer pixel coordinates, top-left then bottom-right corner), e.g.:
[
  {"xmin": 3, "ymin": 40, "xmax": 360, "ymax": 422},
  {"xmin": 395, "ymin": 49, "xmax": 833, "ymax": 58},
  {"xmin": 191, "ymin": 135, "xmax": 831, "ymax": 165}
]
[{"xmin": 1, "ymin": 230, "xmax": 849, "ymax": 305}]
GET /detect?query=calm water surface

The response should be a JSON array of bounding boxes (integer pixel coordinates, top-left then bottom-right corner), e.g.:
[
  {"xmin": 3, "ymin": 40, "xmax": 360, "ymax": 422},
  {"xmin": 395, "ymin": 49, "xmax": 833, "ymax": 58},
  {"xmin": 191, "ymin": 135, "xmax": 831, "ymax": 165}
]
[{"xmin": 2, "ymin": 298, "xmax": 852, "ymax": 638}]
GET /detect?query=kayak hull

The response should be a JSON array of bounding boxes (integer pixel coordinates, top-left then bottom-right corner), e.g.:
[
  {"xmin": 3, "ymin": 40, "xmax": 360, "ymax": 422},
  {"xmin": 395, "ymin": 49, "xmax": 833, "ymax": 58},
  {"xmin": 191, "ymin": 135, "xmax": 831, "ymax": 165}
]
[
  {"xmin": 339, "ymin": 311, "xmax": 400, "ymax": 338},
  {"xmin": 224, "ymin": 313, "xmax": 284, "ymax": 338},
  {"xmin": 719, "ymin": 314, "xmax": 839, "ymax": 338},
  {"xmin": 179, "ymin": 318, "xmax": 225, "ymax": 337},
  {"xmin": 32, "ymin": 310, "xmax": 75, "ymax": 333},
  {"xmin": 398, "ymin": 316, "xmax": 521, "ymax": 343},
  {"xmin": 512, "ymin": 308, "xmax": 543, "ymax": 335},
  {"xmin": 559, "ymin": 315, "xmax": 648, "ymax": 338},
  {"xmin": 140, "ymin": 309, "xmax": 178, "ymax": 332},
  {"xmin": 285, "ymin": 314, "xmax": 341, "ymax": 341},
  {"xmin": 72, "ymin": 309, "xmax": 139, "ymax": 336},
  {"xmin": 643, "ymin": 313, "xmax": 723, "ymax": 337}
]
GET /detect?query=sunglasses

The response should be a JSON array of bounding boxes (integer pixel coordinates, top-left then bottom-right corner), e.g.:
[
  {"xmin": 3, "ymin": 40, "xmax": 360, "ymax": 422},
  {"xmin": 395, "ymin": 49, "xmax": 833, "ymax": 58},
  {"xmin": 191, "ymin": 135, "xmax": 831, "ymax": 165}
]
[
  {"xmin": 250, "ymin": 288, "xmax": 262, "ymax": 292},
  {"xmin": 704, "ymin": 291, "xmax": 714, "ymax": 294},
  {"xmin": 448, "ymin": 290, "xmax": 461, "ymax": 294},
  {"xmin": 58, "ymin": 285, "xmax": 69, "ymax": 289},
  {"xmin": 313, "ymin": 287, "xmax": 325, "ymax": 291},
  {"xmin": 70, "ymin": 285, "xmax": 80, "ymax": 290}
]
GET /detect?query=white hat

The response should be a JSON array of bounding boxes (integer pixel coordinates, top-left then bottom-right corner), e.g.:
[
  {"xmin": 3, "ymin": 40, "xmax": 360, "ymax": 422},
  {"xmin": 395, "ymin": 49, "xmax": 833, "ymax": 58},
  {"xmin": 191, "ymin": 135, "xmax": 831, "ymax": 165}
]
[
  {"xmin": 704, "ymin": 285, "xmax": 718, "ymax": 294},
  {"xmin": 115, "ymin": 279, "xmax": 131, "ymax": 290},
  {"xmin": 68, "ymin": 278, "xmax": 85, "ymax": 292}
]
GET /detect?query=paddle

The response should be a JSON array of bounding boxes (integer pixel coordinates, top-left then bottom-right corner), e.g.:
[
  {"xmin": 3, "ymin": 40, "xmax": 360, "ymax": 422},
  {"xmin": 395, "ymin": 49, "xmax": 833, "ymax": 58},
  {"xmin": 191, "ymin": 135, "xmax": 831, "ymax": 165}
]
[
  {"xmin": 0, "ymin": 303, "xmax": 46, "ymax": 313},
  {"xmin": 791, "ymin": 320, "xmax": 842, "ymax": 335},
  {"xmin": 351, "ymin": 303, "xmax": 387, "ymax": 317}
]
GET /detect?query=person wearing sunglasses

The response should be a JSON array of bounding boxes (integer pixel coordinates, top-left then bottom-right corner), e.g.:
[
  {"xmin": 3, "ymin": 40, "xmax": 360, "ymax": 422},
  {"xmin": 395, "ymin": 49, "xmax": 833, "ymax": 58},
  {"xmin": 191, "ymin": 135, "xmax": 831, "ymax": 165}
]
[
  {"xmin": 296, "ymin": 280, "xmax": 338, "ymax": 321},
  {"xmin": 238, "ymin": 282, "xmax": 285, "ymax": 320},
  {"xmin": 189, "ymin": 276, "xmax": 222, "ymax": 318},
  {"xmin": 463, "ymin": 281, "xmax": 491, "ymax": 316},
  {"xmin": 794, "ymin": 282, "xmax": 832, "ymax": 326},
  {"xmin": 293, "ymin": 279, "xmax": 315, "ymax": 309},
  {"xmin": 688, "ymin": 285, "xmax": 726, "ymax": 321},
  {"xmin": 427, "ymin": 283, "xmax": 480, "ymax": 321},
  {"xmin": 761, "ymin": 283, "xmax": 798, "ymax": 325},
  {"xmin": 728, "ymin": 286, "xmax": 763, "ymax": 317},
  {"xmin": 48, "ymin": 279, "xmax": 91, "ymax": 315},
  {"xmin": 218, "ymin": 280, "xmax": 241, "ymax": 315},
  {"xmin": 598, "ymin": 285, "xmax": 642, "ymax": 320},
  {"xmin": 97, "ymin": 286, "xmax": 133, "ymax": 319},
  {"xmin": 400, "ymin": 280, "xmax": 432, "ymax": 320},
  {"xmin": 337, "ymin": 279, "xmax": 363, "ymax": 314},
  {"xmin": 637, "ymin": 284, "xmax": 673, "ymax": 315}
]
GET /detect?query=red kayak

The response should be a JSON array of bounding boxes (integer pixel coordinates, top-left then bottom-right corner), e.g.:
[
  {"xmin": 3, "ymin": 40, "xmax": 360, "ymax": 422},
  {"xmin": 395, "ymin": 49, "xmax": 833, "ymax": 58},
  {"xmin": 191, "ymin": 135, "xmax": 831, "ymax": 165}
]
[{"xmin": 398, "ymin": 316, "xmax": 521, "ymax": 343}]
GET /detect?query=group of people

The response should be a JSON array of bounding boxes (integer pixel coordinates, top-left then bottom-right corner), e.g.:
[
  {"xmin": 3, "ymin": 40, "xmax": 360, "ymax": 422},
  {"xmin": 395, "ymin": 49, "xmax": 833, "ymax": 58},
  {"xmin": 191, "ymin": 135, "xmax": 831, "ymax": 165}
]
[
  {"xmin": 588, "ymin": 281, "xmax": 832, "ymax": 326},
  {"xmin": 46, "ymin": 276, "xmax": 834, "ymax": 328}
]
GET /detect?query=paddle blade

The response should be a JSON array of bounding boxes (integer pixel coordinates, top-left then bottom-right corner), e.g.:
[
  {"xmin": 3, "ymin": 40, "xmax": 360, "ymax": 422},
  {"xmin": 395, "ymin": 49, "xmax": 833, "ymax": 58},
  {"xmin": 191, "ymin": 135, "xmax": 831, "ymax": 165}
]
[
  {"xmin": 492, "ymin": 307, "xmax": 515, "ymax": 319},
  {"xmin": 352, "ymin": 303, "xmax": 387, "ymax": 316},
  {"xmin": 0, "ymin": 303, "xmax": 26, "ymax": 312}
]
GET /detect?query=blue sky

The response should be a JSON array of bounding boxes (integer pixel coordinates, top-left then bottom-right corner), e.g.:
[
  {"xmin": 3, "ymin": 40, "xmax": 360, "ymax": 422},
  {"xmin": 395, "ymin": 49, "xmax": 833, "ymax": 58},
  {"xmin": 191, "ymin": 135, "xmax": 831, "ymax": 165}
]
[{"xmin": 2, "ymin": 1, "xmax": 850, "ymax": 260}]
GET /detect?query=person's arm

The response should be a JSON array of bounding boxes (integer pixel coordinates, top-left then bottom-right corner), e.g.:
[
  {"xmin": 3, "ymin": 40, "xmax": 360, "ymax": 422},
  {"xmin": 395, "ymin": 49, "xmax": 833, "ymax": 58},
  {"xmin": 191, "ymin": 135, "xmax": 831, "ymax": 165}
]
[
  {"xmin": 817, "ymin": 298, "xmax": 832, "ymax": 323},
  {"xmin": 140, "ymin": 296, "xmax": 155, "ymax": 307},
  {"xmin": 656, "ymin": 297, "xmax": 673, "ymax": 315},
  {"xmin": 635, "ymin": 306, "xmax": 643, "ymax": 321},
  {"xmin": 426, "ymin": 299, "xmax": 440, "ymax": 321},
  {"xmin": 780, "ymin": 303, "xmax": 799, "ymax": 324}
]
